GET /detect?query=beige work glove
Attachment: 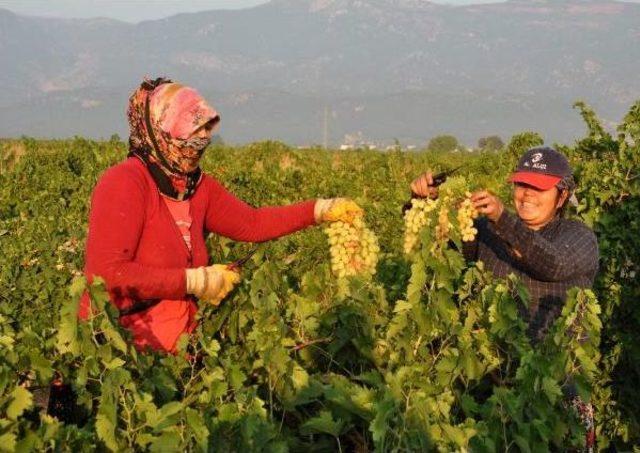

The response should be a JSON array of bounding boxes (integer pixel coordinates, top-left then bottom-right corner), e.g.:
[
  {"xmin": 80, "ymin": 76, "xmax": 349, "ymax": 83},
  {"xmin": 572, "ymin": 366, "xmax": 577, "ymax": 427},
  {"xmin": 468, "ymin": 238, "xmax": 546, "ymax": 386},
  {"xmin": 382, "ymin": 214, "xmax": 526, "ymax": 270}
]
[
  {"xmin": 185, "ymin": 264, "xmax": 241, "ymax": 306},
  {"xmin": 314, "ymin": 198, "xmax": 364, "ymax": 224}
]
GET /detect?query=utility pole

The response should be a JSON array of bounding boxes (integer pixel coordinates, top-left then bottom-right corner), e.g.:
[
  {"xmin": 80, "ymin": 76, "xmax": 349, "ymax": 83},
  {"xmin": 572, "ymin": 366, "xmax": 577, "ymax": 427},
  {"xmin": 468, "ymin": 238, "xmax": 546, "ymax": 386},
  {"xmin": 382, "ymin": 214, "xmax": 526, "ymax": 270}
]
[{"xmin": 323, "ymin": 105, "xmax": 329, "ymax": 149}]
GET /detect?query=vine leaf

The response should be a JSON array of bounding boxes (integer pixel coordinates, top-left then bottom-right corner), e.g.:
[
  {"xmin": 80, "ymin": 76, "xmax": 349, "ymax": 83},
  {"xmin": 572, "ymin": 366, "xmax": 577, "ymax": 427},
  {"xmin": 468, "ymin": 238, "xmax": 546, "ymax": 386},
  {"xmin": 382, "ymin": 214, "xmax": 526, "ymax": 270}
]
[
  {"xmin": 6, "ymin": 386, "xmax": 33, "ymax": 420},
  {"xmin": 300, "ymin": 410, "xmax": 345, "ymax": 437},
  {"xmin": 56, "ymin": 277, "xmax": 84, "ymax": 355}
]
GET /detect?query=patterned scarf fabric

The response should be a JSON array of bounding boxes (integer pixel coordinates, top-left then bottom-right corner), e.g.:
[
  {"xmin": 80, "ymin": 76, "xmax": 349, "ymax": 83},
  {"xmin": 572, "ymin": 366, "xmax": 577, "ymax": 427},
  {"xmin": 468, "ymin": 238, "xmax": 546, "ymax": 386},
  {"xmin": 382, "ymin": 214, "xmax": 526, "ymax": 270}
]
[{"xmin": 127, "ymin": 77, "xmax": 219, "ymax": 200}]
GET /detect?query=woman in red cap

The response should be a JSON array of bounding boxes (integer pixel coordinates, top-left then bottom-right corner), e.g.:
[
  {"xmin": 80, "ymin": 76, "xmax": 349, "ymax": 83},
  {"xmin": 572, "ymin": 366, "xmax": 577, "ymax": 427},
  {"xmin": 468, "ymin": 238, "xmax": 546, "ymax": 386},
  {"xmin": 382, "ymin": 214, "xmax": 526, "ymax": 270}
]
[
  {"xmin": 411, "ymin": 146, "xmax": 598, "ymax": 451},
  {"xmin": 79, "ymin": 77, "xmax": 361, "ymax": 354}
]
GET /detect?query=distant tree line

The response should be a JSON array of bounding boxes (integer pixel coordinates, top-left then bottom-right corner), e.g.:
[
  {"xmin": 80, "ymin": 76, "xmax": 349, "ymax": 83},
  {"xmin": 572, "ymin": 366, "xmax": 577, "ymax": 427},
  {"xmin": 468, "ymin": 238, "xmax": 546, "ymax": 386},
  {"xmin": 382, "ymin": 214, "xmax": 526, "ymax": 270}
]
[{"xmin": 427, "ymin": 134, "xmax": 504, "ymax": 152}]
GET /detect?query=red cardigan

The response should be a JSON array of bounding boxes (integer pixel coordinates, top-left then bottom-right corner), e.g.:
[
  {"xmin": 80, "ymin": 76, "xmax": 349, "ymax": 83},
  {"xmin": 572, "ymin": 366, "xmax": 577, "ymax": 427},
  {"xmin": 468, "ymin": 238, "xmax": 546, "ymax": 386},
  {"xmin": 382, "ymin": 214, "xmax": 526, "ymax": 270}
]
[{"xmin": 79, "ymin": 157, "xmax": 316, "ymax": 351}]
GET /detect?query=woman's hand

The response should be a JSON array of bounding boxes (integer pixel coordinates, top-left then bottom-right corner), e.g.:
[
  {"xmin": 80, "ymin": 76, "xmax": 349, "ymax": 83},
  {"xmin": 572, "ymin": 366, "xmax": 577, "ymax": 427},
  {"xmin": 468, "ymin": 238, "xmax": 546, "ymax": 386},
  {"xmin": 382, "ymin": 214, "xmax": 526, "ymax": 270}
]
[
  {"xmin": 315, "ymin": 198, "xmax": 363, "ymax": 224},
  {"xmin": 471, "ymin": 190, "xmax": 504, "ymax": 223},
  {"xmin": 410, "ymin": 172, "xmax": 439, "ymax": 199},
  {"xmin": 186, "ymin": 265, "xmax": 241, "ymax": 306}
]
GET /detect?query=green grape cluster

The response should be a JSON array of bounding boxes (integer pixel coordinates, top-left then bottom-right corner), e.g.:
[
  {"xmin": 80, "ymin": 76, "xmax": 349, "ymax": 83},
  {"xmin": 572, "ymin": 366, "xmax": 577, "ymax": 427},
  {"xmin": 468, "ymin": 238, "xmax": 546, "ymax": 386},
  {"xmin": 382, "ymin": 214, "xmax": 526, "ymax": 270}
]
[
  {"xmin": 324, "ymin": 216, "xmax": 380, "ymax": 278},
  {"xmin": 457, "ymin": 195, "xmax": 479, "ymax": 242},
  {"xmin": 404, "ymin": 176, "xmax": 481, "ymax": 253},
  {"xmin": 435, "ymin": 203, "xmax": 451, "ymax": 241},
  {"xmin": 403, "ymin": 198, "xmax": 438, "ymax": 254}
]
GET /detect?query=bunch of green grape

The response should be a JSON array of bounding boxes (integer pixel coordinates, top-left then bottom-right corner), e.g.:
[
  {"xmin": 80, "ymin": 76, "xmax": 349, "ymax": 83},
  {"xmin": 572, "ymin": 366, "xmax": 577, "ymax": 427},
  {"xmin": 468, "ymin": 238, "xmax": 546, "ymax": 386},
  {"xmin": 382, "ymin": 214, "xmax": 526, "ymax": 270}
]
[
  {"xmin": 457, "ymin": 196, "xmax": 479, "ymax": 242},
  {"xmin": 435, "ymin": 204, "xmax": 451, "ymax": 242},
  {"xmin": 324, "ymin": 216, "xmax": 380, "ymax": 278},
  {"xmin": 403, "ymin": 198, "xmax": 438, "ymax": 254},
  {"xmin": 403, "ymin": 176, "xmax": 480, "ymax": 254}
]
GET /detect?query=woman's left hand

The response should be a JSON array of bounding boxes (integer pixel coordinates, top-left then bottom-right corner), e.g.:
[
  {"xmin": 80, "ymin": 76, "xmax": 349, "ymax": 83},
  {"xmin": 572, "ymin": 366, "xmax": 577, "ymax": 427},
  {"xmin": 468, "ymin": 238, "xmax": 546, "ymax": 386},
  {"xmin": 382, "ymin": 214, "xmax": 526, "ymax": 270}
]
[
  {"xmin": 471, "ymin": 190, "xmax": 504, "ymax": 223},
  {"xmin": 207, "ymin": 264, "xmax": 241, "ymax": 306},
  {"xmin": 315, "ymin": 198, "xmax": 364, "ymax": 224},
  {"xmin": 185, "ymin": 264, "xmax": 241, "ymax": 306}
]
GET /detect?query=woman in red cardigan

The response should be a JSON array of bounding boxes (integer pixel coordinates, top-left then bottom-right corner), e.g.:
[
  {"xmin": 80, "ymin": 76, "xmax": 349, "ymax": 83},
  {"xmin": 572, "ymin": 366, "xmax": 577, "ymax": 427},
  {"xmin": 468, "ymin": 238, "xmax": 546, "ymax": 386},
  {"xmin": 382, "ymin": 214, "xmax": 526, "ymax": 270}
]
[{"xmin": 79, "ymin": 77, "xmax": 361, "ymax": 353}]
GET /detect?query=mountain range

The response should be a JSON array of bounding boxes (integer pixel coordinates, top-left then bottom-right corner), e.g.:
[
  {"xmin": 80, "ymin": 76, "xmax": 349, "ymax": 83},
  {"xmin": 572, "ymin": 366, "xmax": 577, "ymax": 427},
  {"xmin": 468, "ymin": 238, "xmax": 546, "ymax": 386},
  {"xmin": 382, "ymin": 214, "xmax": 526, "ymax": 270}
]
[{"xmin": 1, "ymin": 0, "xmax": 639, "ymax": 146}]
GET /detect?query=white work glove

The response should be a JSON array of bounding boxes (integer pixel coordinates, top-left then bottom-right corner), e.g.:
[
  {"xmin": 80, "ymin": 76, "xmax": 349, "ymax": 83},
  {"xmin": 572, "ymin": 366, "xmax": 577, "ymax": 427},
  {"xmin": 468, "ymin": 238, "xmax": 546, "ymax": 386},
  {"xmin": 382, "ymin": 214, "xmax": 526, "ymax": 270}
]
[
  {"xmin": 185, "ymin": 264, "xmax": 241, "ymax": 306},
  {"xmin": 314, "ymin": 198, "xmax": 364, "ymax": 224}
]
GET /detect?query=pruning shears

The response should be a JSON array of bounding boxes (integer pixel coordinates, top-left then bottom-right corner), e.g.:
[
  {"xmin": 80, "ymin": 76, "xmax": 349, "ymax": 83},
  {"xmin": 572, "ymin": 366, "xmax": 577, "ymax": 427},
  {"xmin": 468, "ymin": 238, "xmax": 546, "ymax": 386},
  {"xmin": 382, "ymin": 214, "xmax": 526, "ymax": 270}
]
[
  {"xmin": 402, "ymin": 165, "xmax": 466, "ymax": 213},
  {"xmin": 430, "ymin": 165, "xmax": 465, "ymax": 188},
  {"xmin": 227, "ymin": 247, "xmax": 259, "ymax": 271}
]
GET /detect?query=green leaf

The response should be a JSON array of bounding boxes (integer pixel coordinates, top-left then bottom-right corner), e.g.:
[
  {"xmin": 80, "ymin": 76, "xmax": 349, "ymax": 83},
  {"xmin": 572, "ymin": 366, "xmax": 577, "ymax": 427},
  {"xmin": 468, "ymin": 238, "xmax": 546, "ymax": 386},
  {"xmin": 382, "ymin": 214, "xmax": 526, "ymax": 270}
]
[
  {"xmin": 149, "ymin": 430, "xmax": 182, "ymax": 452},
  {"xmin": 96, "ymin": 389, "xmax": 119, "ymax": 451},
  {"xmin": 186, "ymin": 408, "xmax": 209, "ymax": 451},
  {"xmin": 95, "ymin": 412, "xmax": 118, "ymax": 451},
  {"xmin": 100, "ymin": 319, "xmax": 128, "ymax": 354},
  {"xmin": 291, "ymin": 363, "xmax": 309, "ymax": 390},
  {"xmin": 104, "ymin": 358, "xmax": 126, "ymax": 370},
  {"xmin": 461, "ymin": 352, "xmax": 483, "ymax": 381},
  {"xmin": 149, "ymin": 401, "xmax": 183, "ymax": 432},
  {"xmin": 300, "ymin": 411, "xmax": 345, "ymax": 437},
  {"xmin": 459, "ymin": 394, "xmax": 479, "ymax": 416},
  {"xmin": 0, "ymin": 433, "xmax": 17, "ymax": 452},
  {"xmin": 27, "ymin": 352, "xmax": 54, "ymax": 382},
  {"xmin": 203, "ymin": 339, "xmax": 221, "ymax": 357},
  {"xmin": 393, "ymin": 300, "xmax": 412, "ymax": 313},
  {"xmin": 6, "ymin": 386, "xmax": 33, "ymax": 420},
  {"xmin": 406, "ymin": 257, "xmax": 427, "ymax": 306},
  {"xmin": 370, "ymin": 394, "xmax": 395, "ymax": 444},
  {"xmin": 135, "ymin": 433, "xmax": 155, "ymax": 449},
  {"xmin": 56, "ymin": 278, "xmax": 84, "ymax": 355},
  {"xmin": 217, "ymin": 403, "xmax": 240, "ymax": 423},
  {"xmin": 228, "ymin": 365, "xmax": 245, "ymax": 391},
  {"xmin": 441, "ymin": 424, "xmax": 468, "ymax": 447},
  {"xmin": 541, "ymin": 377, "xmax": 562, "ymax": 404},
  {"xmin": 513, "ymin": 434, "xmax": 532, "ymax": 453}
]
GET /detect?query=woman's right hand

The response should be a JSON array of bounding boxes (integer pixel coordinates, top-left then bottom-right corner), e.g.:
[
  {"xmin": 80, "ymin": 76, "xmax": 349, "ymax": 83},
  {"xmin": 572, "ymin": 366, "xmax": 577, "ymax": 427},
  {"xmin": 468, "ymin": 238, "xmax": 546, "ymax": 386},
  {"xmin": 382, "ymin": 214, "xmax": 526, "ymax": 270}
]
[
  {"xmin": 410, "ymin": 172, "xmax": 439, "ymax": 199},
  {"xmin": 186, "ymin": 265, "xmax": 241, "ymax": 306},
  {"xmin": 314, "ymin": 198, "xmax": 364, "ymax": 224}
]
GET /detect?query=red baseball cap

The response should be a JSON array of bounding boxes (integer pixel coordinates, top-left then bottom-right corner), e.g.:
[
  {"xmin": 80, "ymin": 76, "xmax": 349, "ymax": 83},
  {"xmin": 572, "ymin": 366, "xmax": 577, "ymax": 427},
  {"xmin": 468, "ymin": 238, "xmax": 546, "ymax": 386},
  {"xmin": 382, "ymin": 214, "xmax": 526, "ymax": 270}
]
[
  {"xmin": 508, "ymin": 147, "xmax": 572, "ymax": 190},
  {"xmin": 508, "ymin": 172, "xmax": 562, "ymax": 190}
]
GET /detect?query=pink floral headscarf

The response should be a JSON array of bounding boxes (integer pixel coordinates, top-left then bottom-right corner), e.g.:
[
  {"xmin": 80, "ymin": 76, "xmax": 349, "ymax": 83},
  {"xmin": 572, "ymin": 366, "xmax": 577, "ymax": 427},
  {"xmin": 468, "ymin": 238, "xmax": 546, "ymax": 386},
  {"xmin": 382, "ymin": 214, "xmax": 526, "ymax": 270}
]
[{"xmin": 127, "ymin": 77, "xmax": 219, "ymax": 200}]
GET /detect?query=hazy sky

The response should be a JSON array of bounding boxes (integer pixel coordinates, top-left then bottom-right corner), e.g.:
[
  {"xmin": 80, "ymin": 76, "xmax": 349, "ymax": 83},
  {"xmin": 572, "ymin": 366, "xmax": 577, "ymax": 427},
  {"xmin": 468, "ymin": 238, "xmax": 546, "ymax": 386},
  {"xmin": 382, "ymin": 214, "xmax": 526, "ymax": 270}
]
[
  {"xmin": 0, "ymin": 0, "xmax": 510, "ymax": 22},
  {"xmin": 2, "ymin": 0, "xmax": 639, "ymax": 22}
]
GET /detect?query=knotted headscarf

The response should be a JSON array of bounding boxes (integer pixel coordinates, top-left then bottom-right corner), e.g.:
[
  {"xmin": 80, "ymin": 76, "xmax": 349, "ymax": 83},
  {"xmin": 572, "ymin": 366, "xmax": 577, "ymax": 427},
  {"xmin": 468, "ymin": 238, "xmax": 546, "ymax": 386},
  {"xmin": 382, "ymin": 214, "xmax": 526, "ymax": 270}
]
[{"xmin": 127, "ymin": 77, "xmax": 219, "ymax": 200}]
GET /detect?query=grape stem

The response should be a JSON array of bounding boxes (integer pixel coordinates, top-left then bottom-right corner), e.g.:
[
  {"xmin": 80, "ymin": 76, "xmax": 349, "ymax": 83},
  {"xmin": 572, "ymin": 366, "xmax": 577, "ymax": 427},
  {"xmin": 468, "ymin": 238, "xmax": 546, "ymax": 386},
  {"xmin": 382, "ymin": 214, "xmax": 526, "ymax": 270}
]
[{"xmin": 291, "ymin": 336, "xmax": 333, "ymax": 351}]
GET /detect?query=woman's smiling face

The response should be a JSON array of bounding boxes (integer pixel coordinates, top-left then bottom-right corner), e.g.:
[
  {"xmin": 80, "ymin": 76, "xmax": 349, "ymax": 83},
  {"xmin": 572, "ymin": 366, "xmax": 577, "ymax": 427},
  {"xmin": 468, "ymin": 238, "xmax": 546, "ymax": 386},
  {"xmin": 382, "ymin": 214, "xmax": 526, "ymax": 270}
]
[{"xmin": 513, "ymin": 182, "xmax": 568, "ymax": 230}]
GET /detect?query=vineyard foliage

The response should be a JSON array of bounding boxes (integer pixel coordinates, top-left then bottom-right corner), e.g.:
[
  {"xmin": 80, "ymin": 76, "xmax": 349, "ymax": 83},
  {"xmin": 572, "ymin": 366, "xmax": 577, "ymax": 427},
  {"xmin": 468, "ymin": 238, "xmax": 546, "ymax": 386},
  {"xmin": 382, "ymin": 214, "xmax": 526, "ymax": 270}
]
[{"xmin": 0, "ymin": 102, "xmax": 638, "ymax": 451}]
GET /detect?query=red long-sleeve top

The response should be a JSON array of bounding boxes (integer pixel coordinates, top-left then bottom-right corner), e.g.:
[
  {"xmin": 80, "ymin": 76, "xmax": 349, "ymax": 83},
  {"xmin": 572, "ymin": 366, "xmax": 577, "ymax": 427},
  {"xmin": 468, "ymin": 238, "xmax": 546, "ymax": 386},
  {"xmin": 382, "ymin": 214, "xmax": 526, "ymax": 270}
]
[{"xmin": 79, "ymin": 157, "xmax": 316, "ymax": 351}]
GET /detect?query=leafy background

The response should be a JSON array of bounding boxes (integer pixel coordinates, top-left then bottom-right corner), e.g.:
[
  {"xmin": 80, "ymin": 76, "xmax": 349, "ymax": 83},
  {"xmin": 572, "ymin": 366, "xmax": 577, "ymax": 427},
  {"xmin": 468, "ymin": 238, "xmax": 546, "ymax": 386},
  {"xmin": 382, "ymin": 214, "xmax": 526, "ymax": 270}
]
[{"xmin": 0, "ymin": 101, "xmax": 638, "ymax": 451}]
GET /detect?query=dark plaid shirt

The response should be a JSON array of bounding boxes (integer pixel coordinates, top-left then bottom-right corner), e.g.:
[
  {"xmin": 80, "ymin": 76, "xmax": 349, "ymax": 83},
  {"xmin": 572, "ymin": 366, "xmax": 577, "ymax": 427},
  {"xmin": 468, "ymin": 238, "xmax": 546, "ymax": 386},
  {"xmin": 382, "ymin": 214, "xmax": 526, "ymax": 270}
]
[{"xmin": 462, "ymin": 212, "xmax": 599, "ymax": 341}]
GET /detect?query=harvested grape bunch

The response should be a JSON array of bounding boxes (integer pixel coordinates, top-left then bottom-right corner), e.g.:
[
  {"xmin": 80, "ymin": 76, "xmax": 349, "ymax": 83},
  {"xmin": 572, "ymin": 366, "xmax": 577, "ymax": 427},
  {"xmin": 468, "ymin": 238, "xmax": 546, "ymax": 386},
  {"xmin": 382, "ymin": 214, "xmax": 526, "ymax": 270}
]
[{"xmin": 324, "ymin": 216, "xmax": 380, "ymax": 278}]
